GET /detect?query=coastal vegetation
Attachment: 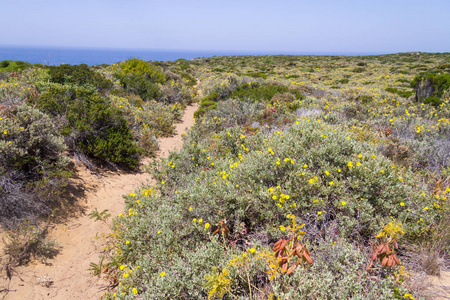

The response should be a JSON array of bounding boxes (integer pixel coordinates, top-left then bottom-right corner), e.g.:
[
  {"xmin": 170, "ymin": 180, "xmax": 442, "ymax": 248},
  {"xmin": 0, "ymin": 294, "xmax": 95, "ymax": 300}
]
[
  {"xmin": 1, "ymin": 52, "xmax": 449, "ymax": 299},
  {"xmin": 0, "ymin": 59, "xmax": 196, "ymax": 228}
]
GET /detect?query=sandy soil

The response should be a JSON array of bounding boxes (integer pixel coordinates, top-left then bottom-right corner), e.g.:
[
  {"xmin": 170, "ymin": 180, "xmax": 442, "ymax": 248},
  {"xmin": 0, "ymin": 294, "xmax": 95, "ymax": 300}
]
[
  {"xmin": 428, "ymin": 271, "xmax": 450, "ymax": 299},
  {"xmin": 0, "ymin": 103, "xmax": 198, "ymax": 300}
]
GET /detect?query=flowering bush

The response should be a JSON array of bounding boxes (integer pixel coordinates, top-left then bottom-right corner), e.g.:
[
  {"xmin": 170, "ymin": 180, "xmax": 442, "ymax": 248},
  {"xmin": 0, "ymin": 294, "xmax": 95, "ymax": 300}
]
[{"xmin": 104, "ymin": 108, "xmax": 439, "ymax": 298}]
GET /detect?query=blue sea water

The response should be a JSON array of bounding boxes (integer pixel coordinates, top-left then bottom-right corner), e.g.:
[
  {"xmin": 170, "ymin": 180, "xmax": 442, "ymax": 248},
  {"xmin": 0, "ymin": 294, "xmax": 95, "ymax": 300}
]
[{"xmin": 0, "ymin": 45, "xmax": 379, "ymax": 66}]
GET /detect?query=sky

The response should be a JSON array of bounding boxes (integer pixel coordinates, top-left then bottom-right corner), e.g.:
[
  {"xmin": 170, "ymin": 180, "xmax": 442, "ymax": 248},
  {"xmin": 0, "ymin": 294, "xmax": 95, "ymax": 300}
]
[{"xmin": 1, "ymin": 0, "xmax": 449, "ymax": 54}]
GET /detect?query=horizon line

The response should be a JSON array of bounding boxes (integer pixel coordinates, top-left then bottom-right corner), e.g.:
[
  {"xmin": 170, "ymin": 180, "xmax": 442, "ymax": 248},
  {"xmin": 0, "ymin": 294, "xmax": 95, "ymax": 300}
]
[{"xmin": 1, "ymin": 44, "xmax": 441, "ymax": 56}]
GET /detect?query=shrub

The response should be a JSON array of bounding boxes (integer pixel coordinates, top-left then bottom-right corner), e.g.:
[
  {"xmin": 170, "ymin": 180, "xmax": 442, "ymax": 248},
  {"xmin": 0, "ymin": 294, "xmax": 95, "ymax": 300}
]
[
  {"xmin": 110, "ymin": 95, "xmax": 180, "ymax": 137},
  {"xmin": 411, "ymin": 72, "xmax": 450, "ymax": 104},
  {"xmin": 423, "ymin": 96, "xmax": 443, "ymax": 106},
  {"xmin": 272, "ymin": 239, "xmax": 411, "ymax": 299},
  {"xmin": 46, "ymin": 64, "xmax": 113, "ymax": 91},
  {"xmin": 0, "ymin": 104, "xmax": 69, "ymax": 227},
  {"xmin": 358, "ymin": 95, "xmax": 374, "ymax": 104},
  {"xmin": 34, "ymin": 84, "xmax": 140, "ymax": 168},
  {"xmin": 113, "ymin": 59, "xmax": 165, "ymax": 101},
  {"xmin": 230, "ymin": 83, "xmax": 303, "ymax": 102},
  {"xmin": 159, "ymin": 78, "xmax": 193, "ymax": 105},
  {"xmin": 386, "ymin": 86, "xmax": 413, "ymax": 98},
  {"xmin": 0, "ymin": 60, "xmax": 33, "ymax": 72},
  {"xmin": 114, "ymin": 73, "xmax": 162, "ymax": 101},
  {"xmin": 352, "ymin": 67, "xmax": 366, "ymax": 73},
  {"xmin": 194, "ymin": 92, "xmax": 220, "ymax": 118},
  {"xmin": 98, "ymin": 54, "xmax": 450, "ymax": 299},
  {"xmin": 118, "ymin": 58, "xmax": 165, "ymax": 84}
]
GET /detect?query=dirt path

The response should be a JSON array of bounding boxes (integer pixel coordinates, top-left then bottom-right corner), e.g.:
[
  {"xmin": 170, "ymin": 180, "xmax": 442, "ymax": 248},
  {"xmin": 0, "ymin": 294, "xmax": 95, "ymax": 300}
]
[
  {"xmin": 428, "ymin": 271, "xmax": 450, "ymax": 300},
  {"xmin": 1, "ymin": 103, "xmax": 198, "ymax": 300}
]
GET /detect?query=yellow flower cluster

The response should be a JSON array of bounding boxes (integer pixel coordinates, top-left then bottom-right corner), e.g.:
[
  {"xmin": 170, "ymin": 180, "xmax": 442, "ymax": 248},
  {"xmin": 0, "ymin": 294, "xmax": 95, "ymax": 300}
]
[{"xmin": 268, "ymin": 186, "xmax": 291, "ymax": 207}]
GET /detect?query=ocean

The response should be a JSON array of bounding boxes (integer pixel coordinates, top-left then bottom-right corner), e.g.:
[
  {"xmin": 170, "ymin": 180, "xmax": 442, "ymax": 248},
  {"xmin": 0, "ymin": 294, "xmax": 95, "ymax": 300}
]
[{"xmin": 0, "ymin": 45, "xmax": 379, "ymax": 66}]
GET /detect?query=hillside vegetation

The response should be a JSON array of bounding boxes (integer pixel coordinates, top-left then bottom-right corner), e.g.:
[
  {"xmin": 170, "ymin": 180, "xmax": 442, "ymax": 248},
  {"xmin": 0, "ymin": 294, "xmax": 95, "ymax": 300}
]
[
  {"xmin": 0, "ymin": 58, "xmax": 196, "ymax": 228},
  {"xmin": 100, "ymin": 53, "xmax": 449, "ymax": 300},
  {"xmin": 1, "ymin": 53, "xmax": 449, "ymax": 299}
]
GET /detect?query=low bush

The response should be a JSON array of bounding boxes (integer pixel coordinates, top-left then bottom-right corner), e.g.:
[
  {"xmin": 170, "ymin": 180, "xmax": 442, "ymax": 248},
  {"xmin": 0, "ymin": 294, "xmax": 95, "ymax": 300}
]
[
  {"xmin": 0, "ymin": 104, "xmax": 69, "ymax": 227},
  {"xmin": 423, "ymin": 96, "xmax": 443, "ymax": 106},
  {"xmin": 114, "ymin": 73, "xmax": 162, "ymax": 101},
  {"xmin": 46, "ymin": 64, "xmax": 113, "ymax": 91},
  {"xmin": 117, "ymin": 58, "xmax": 165, "ymax": 84},
  {"xmin": 386, "ymin": 86, "xmax": 413, "ymax": 98},
  {"xmin": 34, "ymin": 83, "xmax": 140, "ymax": 168},
  {"xmin": 352, "ymin": 67, "xmax": 366, "ymax": 73},
  {"xmin": 96, "ymin": 54, "xmax": 450, "ymax": 298},
  {"xmin": 3, "ymin": 220, "xmax": 60, "ymax": 265},
  {"xmin": 272, "ymin": 239, "xmax": 411, "ymax": 299},
  {"xmin": 194, "ymin": 92, "xmax": 220, "ymax": 118},
  {"xmin": 0, "ymin": 60, "xmax": 33, "ymax": 72},
  {"xmin": 411, "ymin": 72, "xmax": 450, "ymax": 104},
  {"xmin": 113, "ymin": 59, "xmax": 165, "ymax": 101},
  {"xmin": 230, "ymin": 82, "xmax": 304, "ymax": 102}
]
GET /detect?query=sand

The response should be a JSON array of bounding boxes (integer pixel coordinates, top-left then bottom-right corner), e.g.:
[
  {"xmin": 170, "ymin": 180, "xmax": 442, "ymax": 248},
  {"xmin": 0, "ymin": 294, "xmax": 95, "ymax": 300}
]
[
  {"xmin": 428, "ymin": 271, "xmax": 450, "ymax": 299},
  {"xmin": 0, "ymin": 103, "xmax": 198, "ymax": 300}
]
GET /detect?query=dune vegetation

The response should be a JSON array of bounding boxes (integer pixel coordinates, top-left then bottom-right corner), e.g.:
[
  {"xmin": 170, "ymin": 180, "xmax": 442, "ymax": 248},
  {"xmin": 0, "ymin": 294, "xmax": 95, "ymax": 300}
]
[
  {"xmin": 1, "ymin": 53, "xmax": 449, "ymax": 299},
  {"xmin": 0, "ymin": 59, "xmax": 195, "ymax": 241}
]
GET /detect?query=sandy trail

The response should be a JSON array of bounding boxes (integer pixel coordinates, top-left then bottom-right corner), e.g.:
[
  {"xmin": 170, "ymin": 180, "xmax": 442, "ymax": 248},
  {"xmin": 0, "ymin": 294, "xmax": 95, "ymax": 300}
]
[
  {"xmin": 1, "ymin": 103, "xmax": 198, "ymax": 300},
  {"xmin": 429, "ymin": 271, "xmax": 450, "ymax": 300}
]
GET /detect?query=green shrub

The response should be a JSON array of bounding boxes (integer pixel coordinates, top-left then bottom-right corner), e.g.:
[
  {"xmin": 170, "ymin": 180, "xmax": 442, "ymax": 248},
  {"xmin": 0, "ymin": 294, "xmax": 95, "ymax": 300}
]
[
  {"xmin": 230, "ymin": 83, "xmax": 303, "ymax": 102},
  {"xmin": 34, "ymin": 84, "xmax": 140, "ymax": 168},
  {"xmin": 245, "ymin": 71, "xmax": 267, "ymax": 79},
  {"xmin": 159, "ymin": 75, "xmax": 194, "ymax": 105},
  {"xmin": 113, "ymin": 59, "xmax": 165, "ymax": 101},
  {"xmin": 358, "ymin": 95, "xmax": 374, "ymax": 103},
  {"xmin": 114, "ymin": 73, "xmax": 162, "ymax": 101},
  {"xmin": 411, "ymin": 72, "xmax": 450, "ymax": 103},
  {"xmin": 46, "ymin": 64, "xmax": 113, "ymax": 91},
  {"xmin": 423, "ymin": 96, "xmax": 443, "ymax": 106},
  {"xmin": 352, "ymin": 67, "xmax": 366, "ymax": 73},
  {"xmin": 194, "ymin": 92, "xmax": 220, "ymax": 118},
  {"xmin": 110, "ymin": 95, "xmax": 181, "ymax": 137},
  {"xmin": 0, "ymin": 60, "xmax": 33, "ymax": 72},
  {"xmin": 386, "ymin": 86, "xmax": 413, "ymax": 98},
  {"xmin": 117, "ymin": 59, "xmax": 166, "ymax": 83}
]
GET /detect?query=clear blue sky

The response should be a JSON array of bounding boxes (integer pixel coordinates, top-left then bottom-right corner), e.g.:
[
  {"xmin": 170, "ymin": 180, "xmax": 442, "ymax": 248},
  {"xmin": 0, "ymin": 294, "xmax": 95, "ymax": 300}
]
[{"xmin": 1, "ymin": 0, "xmax": 449, "ymax": 53}]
